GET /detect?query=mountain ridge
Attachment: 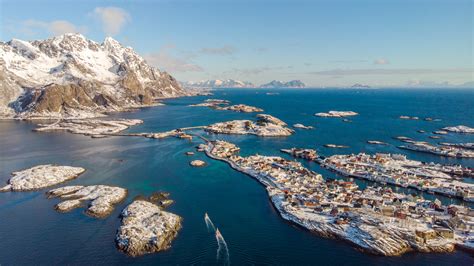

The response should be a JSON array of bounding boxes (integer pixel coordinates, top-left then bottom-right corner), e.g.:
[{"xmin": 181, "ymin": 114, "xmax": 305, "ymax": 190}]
[
  {"xmin": 0, "ymin": 33, "xmax": 185, "ymax": 119},
  {"xmin": 182, "ymin": 79, "xmax": 306, "ymax": 89}
]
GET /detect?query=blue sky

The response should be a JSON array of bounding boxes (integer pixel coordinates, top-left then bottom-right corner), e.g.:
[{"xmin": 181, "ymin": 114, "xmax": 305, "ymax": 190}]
[{"xmin": 1, "ymin": 0, "xmax": 473, "ymax": 87}]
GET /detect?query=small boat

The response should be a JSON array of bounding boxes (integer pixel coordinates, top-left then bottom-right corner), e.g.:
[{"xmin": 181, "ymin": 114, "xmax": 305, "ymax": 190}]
[{"xmin": 216, "ymin": 228, "xmax": 223, "ymax": 238}]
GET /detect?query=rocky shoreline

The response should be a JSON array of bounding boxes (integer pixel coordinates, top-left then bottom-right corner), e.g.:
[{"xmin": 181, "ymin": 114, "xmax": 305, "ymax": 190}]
[{"xmin": 201, "ymin": 140, "xmax": 472, "ymax": 256}]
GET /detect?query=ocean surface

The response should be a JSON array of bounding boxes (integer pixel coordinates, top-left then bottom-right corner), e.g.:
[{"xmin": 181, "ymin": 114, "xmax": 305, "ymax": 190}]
[{"xmin": 1, "ymin": 88, "xmax": 473, "ymax": 265}]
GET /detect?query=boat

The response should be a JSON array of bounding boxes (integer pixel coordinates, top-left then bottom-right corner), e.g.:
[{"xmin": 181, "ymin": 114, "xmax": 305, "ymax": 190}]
[{"xmin": 216, "ymin": 228, "xmax": 223, "ymax": 239}]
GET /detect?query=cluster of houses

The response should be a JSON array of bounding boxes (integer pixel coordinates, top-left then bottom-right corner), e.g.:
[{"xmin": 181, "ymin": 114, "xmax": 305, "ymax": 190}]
[
  {"xmin": 205, "ymin": 140, "xmax": 474, "ymax": 251},
  {"xmin": 320, "ymin": 153, "xmax": 474, "ymax": 202}
]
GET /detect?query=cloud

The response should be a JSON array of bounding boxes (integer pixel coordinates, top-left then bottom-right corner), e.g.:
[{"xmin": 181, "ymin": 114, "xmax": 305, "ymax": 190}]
[
  {"xmin": 21, "ymin": 19, "xmax": 87, "ymax": 36},
  {"xmin": 198, "ymin": 45, "xmax": 236, "ymax": 55},
  {"xmin": 254, "ymin": 47, "xmax": 268, "ymax": 53},
  {"xmin": 373, "ymin": 58, "xmax": 390, "ymax": 65},
  {"xmin": 144, "ymin": 45, "xmax": 203, "ymax": 73},
  {"xmin": 309, "ymin": 68, "xmax": 474, "ymax": 76},
  {"xmin": 406, "ymin": 79, "xmax": 451, "ymax": 87},
  {"xmin": 224, "ymin": 66, "xmax": 289, "ymax": 76},
  {"xmin": 329, "ymin": 60, "xmax": 368, "ymax": 63},
  {"xmin": 92, "ymin": 7, "xmax": 130, "ymax": 36}
]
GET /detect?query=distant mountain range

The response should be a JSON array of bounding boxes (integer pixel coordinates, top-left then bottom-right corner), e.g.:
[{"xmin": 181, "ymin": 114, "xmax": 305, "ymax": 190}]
[
  {"xmin": 182, "ymin": 79, "xmax": 306, "ymax": 88},
  {"xmin": 259, "ymin": 80, "xmax": 306, "ymax": 88},
  {"xmin": 181, "ymin": 79, "xmax": 255, "ymax": 88},
  {"xmin": 0, "ymin": 33, "xmax": 185, "ymax": 119},
  {"xmin": 350, "ymin": 83, "xmax": 371, "ymax": 88}
]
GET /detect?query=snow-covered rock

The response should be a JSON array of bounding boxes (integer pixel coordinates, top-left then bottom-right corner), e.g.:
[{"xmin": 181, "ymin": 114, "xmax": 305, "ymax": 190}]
[
  {"xmin": 0, "ymin": 33, "xmax": 185, "ymax": 119},
  {"xmin": 293, "ymin": 123, "xmax": 313, "ymax": 129},
  {"xmin": 206, "ymin": 114, "xmax": 294, "ymax": 137},
  {"xmin": 47, "ymin": 185, "xmax": 127, "ymax": 218},
  {"xmin": 0, "ymin": 165, "xmax": 85, "ymax": 192},
  {"xmin": 116, "ymin": 200, "xmax": 182, "ymax": 257},
  {"xmin": 190, "ymin": 160, "xmax": 206, "ymax": 167},
  {"xmin": 442, "ymin": 125, "xmax": 474, "ymax": 134},
  {"xmin": 34, "ymin": 118, "xmax": 143, "ymax": 137},
  {"xmin": 315, "ymin": 111, "xmax": 359, "ymax": 117}
]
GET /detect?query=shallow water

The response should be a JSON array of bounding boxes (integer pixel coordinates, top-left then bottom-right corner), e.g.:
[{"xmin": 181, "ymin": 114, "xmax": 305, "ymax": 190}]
[{"xmin": 1, "ymin": 88, "xmax": 473, "ymax": 265}]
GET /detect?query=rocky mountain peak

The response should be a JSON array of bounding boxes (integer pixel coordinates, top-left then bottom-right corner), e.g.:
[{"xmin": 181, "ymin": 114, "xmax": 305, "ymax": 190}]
[{"xmin": 0, "ymin": 34, "xmax": 186, "ymax": 119}]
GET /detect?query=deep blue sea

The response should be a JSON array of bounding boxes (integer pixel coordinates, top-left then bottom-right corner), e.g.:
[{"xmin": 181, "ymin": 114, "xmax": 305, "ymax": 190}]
[{"xmin": 1, "ymin": 88, "xmax": 473, "ymax": 265}]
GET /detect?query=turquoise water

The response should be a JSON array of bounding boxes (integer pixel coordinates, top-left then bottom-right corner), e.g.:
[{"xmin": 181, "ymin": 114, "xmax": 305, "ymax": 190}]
[{"xmin": 0, "ymin": 88, "xmax": 473, "ymax": 265}]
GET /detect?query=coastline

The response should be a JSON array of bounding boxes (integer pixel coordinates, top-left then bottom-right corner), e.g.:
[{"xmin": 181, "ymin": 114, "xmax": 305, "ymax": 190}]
[{"xmin": 202, "ymin": 141, "xmax": 465, "ymax": 256}]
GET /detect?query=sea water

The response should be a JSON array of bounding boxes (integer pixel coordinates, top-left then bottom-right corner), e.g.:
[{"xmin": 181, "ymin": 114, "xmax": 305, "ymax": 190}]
[{"xmin": 0, "ymin": 88, "xmax": 473, "ymax": 265}]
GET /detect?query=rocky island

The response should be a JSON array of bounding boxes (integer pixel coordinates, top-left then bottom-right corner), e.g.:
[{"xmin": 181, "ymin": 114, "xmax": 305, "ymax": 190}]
[
  {"xmin": 324, "ymin": 144, "xmax": 349, "ymax": 149},
  {"xmin": 47, "ymin": 185, "xmax": 128, "ymax": 218},
  {"xmin": 0, "ymin": 165, "xmax": 85, "ymax": 192},
  {"xmin": 440, "ymin": 143, "xmax": 474, "ymax": 150},
  {"xmin": 202, "ymin": 140, "xmax": 472, "ymax": 256},
  {"xmin": 399, "ymin": 116, "xmax": 419, "ymax": 120},
  {"xmin": 367, "ymin": 140, "xmax": 388, "ymax": 145},
  {"xmin": 293, "ymin": 123, "xmax": 314, "ymax": 129},
  {"xmin": 397, "ymin": 139, "xmax": 474, "ymax": 158},
  {"xmin": 218, "ymin": 104, "xmax": 263, "ymax": 113},
  {"xmin": 34, "ymin": 119, "xmax": 143, "ymax": 137},
  {"xmin": 116, "ymin": 200, "xmax": 182, "ymax": 257},
  {"xmin": 190, "ymin": 99, "xmax": 263, "ymax": 112},
  {"xmin": 205, "ymin": 114, "xmax": 294, "ymax": 137},
  {"xmin": 442, "ymin": 125, "xmax": 474, "ymax": 134},
  {"xmin": 315, "ymin": 111, "xmax": 358, "ymax": 117},
  {"xmin": 190, "ymin": 160, "xmax": 206, "ymax": 167}
]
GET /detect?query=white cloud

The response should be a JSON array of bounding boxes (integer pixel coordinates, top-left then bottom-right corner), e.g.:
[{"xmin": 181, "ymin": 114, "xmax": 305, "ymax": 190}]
[
  {"xmin": 92, "ymin": 7, "xmax": 130, "ymax": 36},
  {"xmin": 145, "ymin": 46, "xmax": 203, "ymax": 73},
  {"xmin": 22, "ymin": 19, "xmax": 86, "ymax": 36},
  {"xmin": 373, "ymin": 58, "xmax": 390, "ymax": 65},
  {"xmin": 199, "ymin": 45, "xmax": 236, "ymax": 55},
  {"xmin": 309, "ymin": 68, "xmax": 473, "ymax": 76}
]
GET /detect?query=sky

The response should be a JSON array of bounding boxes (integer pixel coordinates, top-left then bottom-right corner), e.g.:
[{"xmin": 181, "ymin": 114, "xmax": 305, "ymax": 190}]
[{"xmin": 1, "ymin": 0, "xmax": 473, "ymax": 87}]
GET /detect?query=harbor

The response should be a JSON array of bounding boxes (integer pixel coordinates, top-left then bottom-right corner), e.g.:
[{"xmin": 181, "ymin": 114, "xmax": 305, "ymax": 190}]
[
  {"xmin": 202, "ymin": 140, "xmax": 474, "ymax": 256},
  {"xmin": 281, "ymin": 148, "xmax": 474, "ymax": 201}
]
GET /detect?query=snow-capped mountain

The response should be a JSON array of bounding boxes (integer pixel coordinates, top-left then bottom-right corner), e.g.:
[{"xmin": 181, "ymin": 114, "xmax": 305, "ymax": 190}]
[
  {"xmin": 351, "ymin": 83, "xmax": 371, "ymax": 88},
  {"xmin": 181, "ymin": 79, "xmax": 255, "ymax": 88},
  {"xmin": 259, "ymin": 80, "xmax": 305, "ymax": 88},
  {"xmin": 0, "ymin": 33, "xmax": 185, "ymax": 119}
]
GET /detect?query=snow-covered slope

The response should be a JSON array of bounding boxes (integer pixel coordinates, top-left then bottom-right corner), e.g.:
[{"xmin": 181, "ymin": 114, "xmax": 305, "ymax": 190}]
[
  {"xmin": 259, "ymin": 80, "xmax": 306, "ymax": 88},
  {"xmin": 181, "ymin": 79, "xmax": 255, "ymax": 88},
  {"xmin": 0, "ymin": 33, "xmax": 185, "ymax": 119}
]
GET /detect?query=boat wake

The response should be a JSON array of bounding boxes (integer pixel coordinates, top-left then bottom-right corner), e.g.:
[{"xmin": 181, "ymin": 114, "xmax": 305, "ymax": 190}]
[
  {"xmin": 204, "ymin": 212, "xmax": 216, "ymax": 232},
  {"xmin": 204, "ymin": 213, "xmax": 230, "ymax": 264},
  {"xmin": 215, "ymin": 228, "xmax": 230, "ymax": 265}
]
